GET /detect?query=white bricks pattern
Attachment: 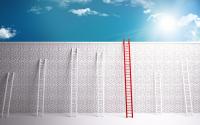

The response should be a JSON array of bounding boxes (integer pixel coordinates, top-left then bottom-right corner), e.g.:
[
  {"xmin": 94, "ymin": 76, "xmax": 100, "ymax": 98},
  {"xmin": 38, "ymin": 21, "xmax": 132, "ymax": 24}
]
[{"xmin": 0, "ymin": 42, "xmax": 199, "ymax": 114}]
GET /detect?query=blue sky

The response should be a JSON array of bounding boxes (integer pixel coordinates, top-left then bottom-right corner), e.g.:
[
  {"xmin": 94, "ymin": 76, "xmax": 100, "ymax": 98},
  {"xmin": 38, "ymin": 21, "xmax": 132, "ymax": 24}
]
[{"xmin": 0, "ymin": 0, "xmax": 200, "ymax": 42}]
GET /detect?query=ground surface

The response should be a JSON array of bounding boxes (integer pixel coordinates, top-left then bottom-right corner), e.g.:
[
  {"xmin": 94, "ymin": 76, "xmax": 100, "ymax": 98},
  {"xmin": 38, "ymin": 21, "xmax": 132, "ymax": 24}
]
[{"xmin": 0, "ymin": 113, "xmax": 200, "ymax": 125}]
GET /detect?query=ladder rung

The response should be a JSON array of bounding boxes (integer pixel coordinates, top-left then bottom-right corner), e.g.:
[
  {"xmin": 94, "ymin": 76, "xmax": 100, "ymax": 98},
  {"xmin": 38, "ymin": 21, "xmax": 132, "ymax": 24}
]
[
  {"xmin": 126, "ymin": 107, "xmax": 133, "ymax": 108},
  {"xmin": 126, "ymin": 104, "xmax": 132, "ymax": 106}
]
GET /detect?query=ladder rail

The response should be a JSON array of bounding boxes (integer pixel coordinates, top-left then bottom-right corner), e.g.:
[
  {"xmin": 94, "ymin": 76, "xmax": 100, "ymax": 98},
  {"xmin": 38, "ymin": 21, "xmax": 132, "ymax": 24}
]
[
  {"xmin": 123, "ymin": 41, "xmax": 128, "ymax": 117},
  {"xmin": 96, "ymin": 51, "xmax": 104, "ymax": 116},
  {"xmin": 1, "ymin": 73, "xmax": 10, "ymax": 118},
  {"xmin": 70, "ymin": 48, "xmax": 78, "ymax": 116},
  {"xmin": 7, "ymin": 72, "xmax": 15, "ymax": 117},
  {"xmin": 36, "ymin": 59, "xmax": 41, "ymax": 116},
  {"xmin": 70, "ymin": 50, "xmax": 73, "ymax": 115},
  {"xmin": 42, "ymin": 59, "xmax": 47, "ymax": 115},
  {"xmin": 128, "ymin": 39, "xmax": 133, "ymax": 117}
]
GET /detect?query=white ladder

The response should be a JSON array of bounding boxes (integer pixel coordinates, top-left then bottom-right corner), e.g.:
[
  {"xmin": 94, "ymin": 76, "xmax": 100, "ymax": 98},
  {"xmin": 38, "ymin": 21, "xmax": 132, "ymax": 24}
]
[
  {"xmin": 154, "ymin": 71, "xmax": 162, "ymax": 113},
  {"xmin": 96, "ymin": 51, "xmax": 104, "ymax": 116},
  {"xmin": 70, "ymin": 48, "xmax": 78, "ymax": 117},
  {"xmin": 36, "ymin": 59, "xmax": 47, "ymax": 117},
  {"xmin": 1, "ymin": 72, "xmax": 15, "ymax": 118},
  {"xmin": 181, "ymin": 59, "xmax": 193, "ymax": 114}
]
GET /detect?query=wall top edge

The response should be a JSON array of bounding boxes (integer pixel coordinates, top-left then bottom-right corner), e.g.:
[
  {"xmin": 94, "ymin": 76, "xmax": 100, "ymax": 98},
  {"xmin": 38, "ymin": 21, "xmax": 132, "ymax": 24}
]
[{"xmin": 0, "ymin": 41, "xmax": 200, "ymax": 44}]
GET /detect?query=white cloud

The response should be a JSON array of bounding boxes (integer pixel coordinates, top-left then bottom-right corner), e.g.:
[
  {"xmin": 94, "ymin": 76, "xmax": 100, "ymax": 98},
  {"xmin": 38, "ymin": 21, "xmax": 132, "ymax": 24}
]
[
  {"xmin": 28, "ymin": 6, "xmax": 42, "ymax": 14},
  {"xmin": 131, "ymin": 0, "xmax": 153, "ymax": 9},
  {"xmin": 191, "ymin": 30, "xmax": 196, "ymax": 37},
  {"xmin": 178, "ymin": 13, "xmax": 200, "ymax": 28},
  {"xmin": 190, "ymin": 29, "xmax": 200, "ymax": 40},
  {"xmin": 57, "ymin": 0, "xmax": 92, "ymax": 7},
  {"xmin": 70, "ymin": 8, "xmax": 96, "ymax": 16},
  {"xmin": 147, "ymin": 13, "xmax": 200, "ymax": 28},
  {"xmin": 196, "ymin": 18, "xmax": 200, "ymax": 28},
  {"xmin": 147, "ymin": 12, "xmax": 163, "ymax": 22},
  {"xmin": 72, "ymin": 0, "xmax": 92, "ymax": 2},
  {"xmin": 0, "ymin": 27, "xmax": 16, "ymax": 39},
  {"xmin": 28, "ymin": 6, "xmax": 53, "ymax": 14},
  {"xmin": 147, "ymin": 12, "xmax": 200, "ymax": 40},
  {"xmin": 102, "ymin": 0, "xmax": 126, "ymax": 4},
  {"xmin": 103, "ymin": 0, "xmax": 154, "ymax": 9},
  {"xmin": 45, "ymin": 6, "xmax": 53, "ymax": 11},
  {"xmin": 102, "ymin": 0, "xmax": 154, "ymax": 16},
  {"xmin": 143, "ymin": 9, "xmax": 151, "ymax": 14},
  {"xmin": 100, "ymin": 13, "xmax": 109, "ymax": 17},
  {"xmin": 178, "ymin": 14, "xmax": 198, "ymax": 27},
  {"xmin": 102, "ymin": 0, "xmax": 111, "ymax": 3},
  {"xmin": 70, "ymin": 8, "xmax": 109, "ymax": 17},
  {"xmin": 148, "ymin": 13, "xmax": 200, "ymax": 29}
]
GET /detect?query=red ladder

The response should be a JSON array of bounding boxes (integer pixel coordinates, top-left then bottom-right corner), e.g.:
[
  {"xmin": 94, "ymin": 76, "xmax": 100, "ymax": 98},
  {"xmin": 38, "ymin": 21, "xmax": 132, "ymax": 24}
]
[{"xmin": 123, "ymin": 39, "xmax": 133, "ymax": 118}]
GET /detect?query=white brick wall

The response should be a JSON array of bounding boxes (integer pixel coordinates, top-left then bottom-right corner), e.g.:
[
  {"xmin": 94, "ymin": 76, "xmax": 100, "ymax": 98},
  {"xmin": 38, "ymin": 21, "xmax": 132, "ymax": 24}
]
[{"xmin": 0, "ymin": 42, "xmax": 199, "ymax": 113}]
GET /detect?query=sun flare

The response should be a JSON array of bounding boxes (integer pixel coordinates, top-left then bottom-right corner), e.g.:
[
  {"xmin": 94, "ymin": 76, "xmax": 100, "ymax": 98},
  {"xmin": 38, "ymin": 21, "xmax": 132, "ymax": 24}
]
[{"xmin": 158, "ymin": 15, "xmax": 177, "ymax": 33}]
